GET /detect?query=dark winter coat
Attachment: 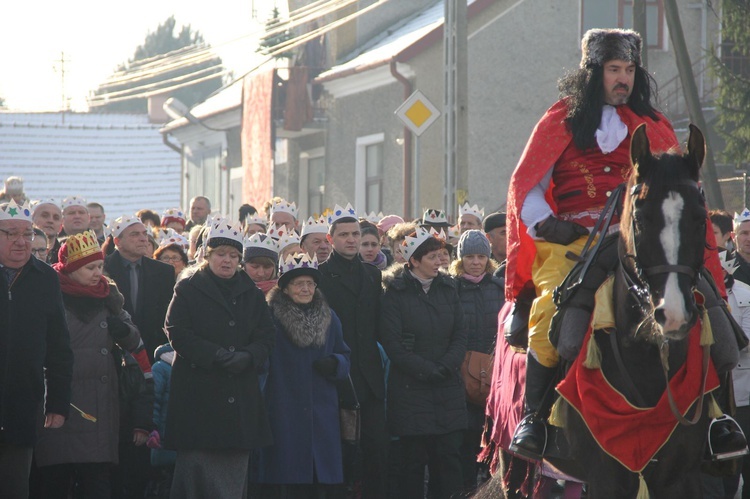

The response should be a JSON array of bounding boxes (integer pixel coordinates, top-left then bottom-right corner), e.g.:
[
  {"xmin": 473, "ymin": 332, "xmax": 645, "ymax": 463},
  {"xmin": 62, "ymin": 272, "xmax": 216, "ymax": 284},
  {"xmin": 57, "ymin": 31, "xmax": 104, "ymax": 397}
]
[
  {"xmin": 318, "ymin": 251, "xmax": 385, "ymax": 403},
  {"xmin": 104, "ymin": 251, "xmax": 175, "ymax": 360},
  {"xmin": 151, "ymin": 343, "xmax": 176, "ymax": 467},
  {"xmin": 379, "ymin": 265, "xmax": 468, "ymax": 436},
  {"xmin": 258, "ymin": 287, "xmax": 351, "ymax": 484},
  {"xmin": 164, "ymin": 266, "xmax": 275, "ymax": 450},
  {"xmin": 0, "ymin": 255, "xmax": 73, "ymax": 447},
  {"xmin": 455, "ymin": 273, "xmax": 504, "ymax": 354},
  {"xmin": 35, "ymin": 281, "xmax": 141, "ymax": 466}
]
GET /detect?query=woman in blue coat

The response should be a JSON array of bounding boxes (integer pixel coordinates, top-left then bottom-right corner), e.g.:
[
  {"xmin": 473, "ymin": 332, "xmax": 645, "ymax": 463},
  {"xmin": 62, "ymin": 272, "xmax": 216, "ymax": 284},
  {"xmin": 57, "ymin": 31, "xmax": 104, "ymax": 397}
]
[{"xmin": 258, "ymin": 253, "xmax": 351, "ymax": 498}]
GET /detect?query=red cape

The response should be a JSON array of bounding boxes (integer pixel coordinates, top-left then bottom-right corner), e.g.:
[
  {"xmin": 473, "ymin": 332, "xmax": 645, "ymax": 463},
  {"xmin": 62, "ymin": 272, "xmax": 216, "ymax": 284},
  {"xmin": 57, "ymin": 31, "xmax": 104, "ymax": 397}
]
[
  {"xmin": 556, "ymin": 321, "xmax": 719, "ymax": 473},
  {"xmin": 504, "ymin": 101, "xmax": 681, "ymax": 301}
]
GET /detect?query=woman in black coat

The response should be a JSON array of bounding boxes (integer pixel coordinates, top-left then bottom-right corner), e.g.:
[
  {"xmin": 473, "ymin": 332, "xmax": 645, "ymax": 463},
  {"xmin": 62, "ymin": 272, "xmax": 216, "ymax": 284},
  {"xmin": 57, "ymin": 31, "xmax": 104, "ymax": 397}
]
[
  {"xmin": 380, "ymin": 228, "xmax": 468, "ymax": 499},
  {"xmin": 164, "ymin": 221, "xmax": 275, "ymax": 499},
  {"xmin": 449, "ymin": 230, "xmax": 504, "ymax": 492}
]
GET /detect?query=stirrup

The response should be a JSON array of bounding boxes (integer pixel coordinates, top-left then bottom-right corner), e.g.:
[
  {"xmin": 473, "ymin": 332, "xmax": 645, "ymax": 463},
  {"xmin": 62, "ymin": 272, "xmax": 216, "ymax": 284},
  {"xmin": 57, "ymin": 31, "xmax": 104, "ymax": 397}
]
[
  {"xmin": 707, "ymin": 415, "xmax": 749, "ymax": 461},
  {"xmin": 508, "ymin": 413, "xmax": 548, "ymax": 461}
]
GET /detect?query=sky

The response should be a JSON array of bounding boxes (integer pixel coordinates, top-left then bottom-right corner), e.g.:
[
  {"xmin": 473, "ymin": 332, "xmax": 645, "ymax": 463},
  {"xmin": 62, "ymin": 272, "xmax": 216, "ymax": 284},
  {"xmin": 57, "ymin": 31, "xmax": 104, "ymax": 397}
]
[{"xmin": 0, "ymin": 0, "xmax": 282, "ymax": 112}]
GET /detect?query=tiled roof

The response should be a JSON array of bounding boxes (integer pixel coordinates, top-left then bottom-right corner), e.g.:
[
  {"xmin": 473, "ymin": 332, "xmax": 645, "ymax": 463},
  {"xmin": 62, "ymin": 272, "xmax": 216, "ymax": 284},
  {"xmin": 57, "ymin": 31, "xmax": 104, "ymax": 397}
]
[{"xmin": 0, "ymin": 112, "xmax": 181, "ymax": 217}]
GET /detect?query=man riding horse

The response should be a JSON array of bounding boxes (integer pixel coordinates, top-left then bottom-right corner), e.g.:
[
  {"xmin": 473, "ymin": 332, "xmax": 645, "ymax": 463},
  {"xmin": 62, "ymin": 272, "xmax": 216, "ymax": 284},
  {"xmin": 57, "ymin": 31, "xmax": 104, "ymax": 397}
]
[{"xmin": 505, "ymin": 28, "xmax": 746, "ymax": 462}]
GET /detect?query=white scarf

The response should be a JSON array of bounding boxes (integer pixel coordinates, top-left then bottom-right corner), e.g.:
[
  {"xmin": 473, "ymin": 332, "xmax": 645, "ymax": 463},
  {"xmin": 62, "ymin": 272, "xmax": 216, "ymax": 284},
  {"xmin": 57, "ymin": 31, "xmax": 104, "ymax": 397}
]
[{"xmin": 595, "ymin": 105, "xmax": 628, "ymax": 154}]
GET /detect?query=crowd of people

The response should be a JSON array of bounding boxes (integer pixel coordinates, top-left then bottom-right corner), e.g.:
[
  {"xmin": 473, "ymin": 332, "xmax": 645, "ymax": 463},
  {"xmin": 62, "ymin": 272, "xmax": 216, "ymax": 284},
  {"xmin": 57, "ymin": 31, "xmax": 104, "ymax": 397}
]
[
  {"xmin": 3, "ymin": 25, "xmax": 750, "ymax": 499},
  {"xmin": 0, "ymin": 174, "xmax": 509, "ymax": 499}
]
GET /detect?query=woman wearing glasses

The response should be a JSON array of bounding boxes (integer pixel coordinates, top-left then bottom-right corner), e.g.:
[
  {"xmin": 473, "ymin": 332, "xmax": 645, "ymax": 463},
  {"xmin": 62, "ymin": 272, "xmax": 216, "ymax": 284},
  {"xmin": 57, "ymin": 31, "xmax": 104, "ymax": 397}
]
[
  {"xmin": 31, "ymin": 227, "xmax": 50, "ymax": 263},
  {"xmin": 153, "ymin": 243, "xmax": 188, "ymax": 278},
  {"xmin": 257, "ymin": 253, "xmax": 351, "ymax": 498}
]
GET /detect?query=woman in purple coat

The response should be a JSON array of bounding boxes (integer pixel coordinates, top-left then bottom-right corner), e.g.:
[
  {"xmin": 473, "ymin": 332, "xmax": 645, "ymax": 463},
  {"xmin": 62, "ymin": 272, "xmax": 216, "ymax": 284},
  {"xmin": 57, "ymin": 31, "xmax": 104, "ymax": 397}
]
[{"xmin": 258, "ymin": 253, "xmax": 351, "ymax": 498}]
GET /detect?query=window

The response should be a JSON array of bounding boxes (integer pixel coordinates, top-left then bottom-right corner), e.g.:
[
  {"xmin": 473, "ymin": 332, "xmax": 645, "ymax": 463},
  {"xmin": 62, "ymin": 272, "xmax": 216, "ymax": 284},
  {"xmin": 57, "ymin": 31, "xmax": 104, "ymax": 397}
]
[
  {"xmin": 185, "ymin": 146, "xmax": 221, "ymax": 209},
  {"xmin": 355, "ymin": 133, "xmax": 385, "ymax": 215},
  {"xmin": 582, "ymin": 0, "xmax": 664, "ymax": 49},
  {"xmin": 365, "ymin": 143, "xmax": 383, "ymax": 213},
  {"xmin": 308, "ymin": 156, "xmax": 325, "ymax": 217}
]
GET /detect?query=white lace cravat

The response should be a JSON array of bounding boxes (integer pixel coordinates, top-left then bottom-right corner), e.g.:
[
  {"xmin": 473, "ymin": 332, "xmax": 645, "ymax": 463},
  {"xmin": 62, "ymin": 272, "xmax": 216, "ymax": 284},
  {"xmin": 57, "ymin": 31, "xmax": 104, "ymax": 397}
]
[{"xmin": 596, "ymin": 105, "xmax": 628, "ymax": 154}]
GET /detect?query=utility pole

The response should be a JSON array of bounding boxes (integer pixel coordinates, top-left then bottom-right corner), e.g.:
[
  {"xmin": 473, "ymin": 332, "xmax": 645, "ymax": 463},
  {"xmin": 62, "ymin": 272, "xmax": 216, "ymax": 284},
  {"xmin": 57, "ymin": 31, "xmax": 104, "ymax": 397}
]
[
  {"xmin": 632, "ymin": 0, "xmax": 648, "ymax": 69},
  {"xmin": 663, "ymin": 0, "xmax": 724, "ymax": 209},
  {"xmin": 443, "ymin": 0, "xmax": 468, "ymax": 221},
  {"xmin": 53, "ymin": 52, "xmax": 71, "ymax": 113}
]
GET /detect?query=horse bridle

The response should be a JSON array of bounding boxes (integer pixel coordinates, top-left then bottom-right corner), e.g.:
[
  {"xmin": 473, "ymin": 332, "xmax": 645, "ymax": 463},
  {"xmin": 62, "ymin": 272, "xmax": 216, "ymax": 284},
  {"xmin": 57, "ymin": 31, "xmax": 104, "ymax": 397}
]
[
  {"xmin": 619, "ymin": 179, "xmax": 710, "ymax": 426},
  {"xmin": 623, "ymin": 180, "xmax": 705, "ymax": 311}
]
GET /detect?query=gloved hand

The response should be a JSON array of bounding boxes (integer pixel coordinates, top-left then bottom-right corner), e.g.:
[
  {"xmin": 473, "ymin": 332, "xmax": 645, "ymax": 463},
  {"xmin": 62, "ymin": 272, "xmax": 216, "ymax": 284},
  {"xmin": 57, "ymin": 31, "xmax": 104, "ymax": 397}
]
[
  {"xmin": 106, "ymin": 315, "xmax": 130, "ymax": 340},
  {"xmin": 214, "ymin": 348, "xmax": 252, "ymax": 374},
  {"xmin": 146, "ymin": 430, "xmax": 162, "ymax": 449},
  {"xmin": 535, "ymin": 216, "xmax": 588, "ymax": 246},
  {"xmin": 313, "ymin": 356, "xmax": 338, "ymax": 376},
  {"xmin": 426, "ymin": 364, "xmax": 452, "ymax": 382}
]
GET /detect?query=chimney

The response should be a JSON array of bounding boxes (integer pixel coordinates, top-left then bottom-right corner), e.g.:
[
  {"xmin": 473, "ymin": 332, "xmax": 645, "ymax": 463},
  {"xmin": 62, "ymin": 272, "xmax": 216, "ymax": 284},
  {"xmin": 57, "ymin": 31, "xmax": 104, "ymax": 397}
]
[{"xmin": 148, "ymin": 94, "xmax": 171, "ymax": 123}]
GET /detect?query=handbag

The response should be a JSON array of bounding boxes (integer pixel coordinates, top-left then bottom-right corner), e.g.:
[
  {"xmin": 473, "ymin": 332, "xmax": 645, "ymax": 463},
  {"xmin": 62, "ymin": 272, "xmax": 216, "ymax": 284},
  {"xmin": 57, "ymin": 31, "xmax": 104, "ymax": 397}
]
[
  {"xmin": 339, "ymin": 374, "xmax": 361, "ymax": 445},
  {"xmin": 460, "ymin": 350, "xmax": 494, "ymax": 406}
]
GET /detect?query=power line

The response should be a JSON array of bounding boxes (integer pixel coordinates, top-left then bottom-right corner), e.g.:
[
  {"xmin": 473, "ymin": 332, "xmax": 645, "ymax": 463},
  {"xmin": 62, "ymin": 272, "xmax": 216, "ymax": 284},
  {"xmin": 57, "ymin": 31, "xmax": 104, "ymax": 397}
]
[{"xmin": 89, "ymin": 0, "xmax": 391, "ymax": 107}]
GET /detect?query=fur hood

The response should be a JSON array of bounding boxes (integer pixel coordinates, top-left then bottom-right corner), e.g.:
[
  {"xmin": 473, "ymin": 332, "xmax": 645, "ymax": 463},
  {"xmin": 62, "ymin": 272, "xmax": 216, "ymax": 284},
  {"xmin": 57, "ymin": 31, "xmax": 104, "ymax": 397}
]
[
  {"xmin": 267, "ymin": 287, "xmax": 332, "ymax": 348},
  {"xmin": 381, "ymin": 263, "xmax": 455, "ymax": 292}
]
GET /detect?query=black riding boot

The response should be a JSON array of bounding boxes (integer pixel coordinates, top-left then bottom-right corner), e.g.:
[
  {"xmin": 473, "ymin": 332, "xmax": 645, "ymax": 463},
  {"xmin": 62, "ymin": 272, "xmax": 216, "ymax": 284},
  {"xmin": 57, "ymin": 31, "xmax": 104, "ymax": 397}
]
[{"xmin": 509, "ymin": 354, "xmax": 558, "ymax": 461}]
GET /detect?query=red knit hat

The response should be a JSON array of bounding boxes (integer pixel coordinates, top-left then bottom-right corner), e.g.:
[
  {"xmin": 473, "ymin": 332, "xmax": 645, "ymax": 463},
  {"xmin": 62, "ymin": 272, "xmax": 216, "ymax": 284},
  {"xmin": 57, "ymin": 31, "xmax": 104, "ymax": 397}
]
[{"xmin": 57, "ymin": 230, "xmax": 103, "ymax": 274}]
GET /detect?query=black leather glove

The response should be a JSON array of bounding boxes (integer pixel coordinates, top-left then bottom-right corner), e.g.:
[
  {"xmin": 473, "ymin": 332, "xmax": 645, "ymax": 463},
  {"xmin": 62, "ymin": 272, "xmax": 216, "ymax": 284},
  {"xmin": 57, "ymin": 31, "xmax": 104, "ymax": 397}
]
[
  {"xmin": 214, "ymin": 348, "xmax": 252, "ymax": 375},
  {"xmin": 535, "ymin": 216, "xmax": 588, "ymax": 245},
  {"xmin": 426, "ymin": 364, "xmax": 452, "ymax": 382},
  {"xmin": 106, "ymin": 315, "xmax": 130, "ymax": 340},
  {"xmin": 312, "ymin": 356, "xmax": 338, "ymax": 376}
]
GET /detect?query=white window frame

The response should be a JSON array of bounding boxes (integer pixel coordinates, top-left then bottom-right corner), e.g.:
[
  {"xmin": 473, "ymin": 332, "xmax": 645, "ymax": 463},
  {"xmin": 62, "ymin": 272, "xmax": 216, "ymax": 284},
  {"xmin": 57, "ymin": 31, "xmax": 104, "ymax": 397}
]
[
  {"xmin": 298, "ymin": 147, "xmax": 325, "ymax": 220},
  {"xmin": 355, "ymin": 133, "xmax": 385, "ymax": 215}
]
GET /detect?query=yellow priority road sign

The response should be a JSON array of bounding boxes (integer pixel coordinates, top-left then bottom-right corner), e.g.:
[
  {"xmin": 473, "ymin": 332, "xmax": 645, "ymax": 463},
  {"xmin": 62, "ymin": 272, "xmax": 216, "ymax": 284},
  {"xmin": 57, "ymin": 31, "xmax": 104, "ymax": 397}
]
[{"xmin": 395, "ymin": 90, "xmax": 441, "ymax": 137}]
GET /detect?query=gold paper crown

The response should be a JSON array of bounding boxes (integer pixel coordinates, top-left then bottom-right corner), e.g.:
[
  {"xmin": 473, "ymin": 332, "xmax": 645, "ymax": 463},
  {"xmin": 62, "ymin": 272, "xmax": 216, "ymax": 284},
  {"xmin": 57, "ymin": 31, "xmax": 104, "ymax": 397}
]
[{"xmin": 64, "ymin": 230, "xmax": 102, "ymax": 265}]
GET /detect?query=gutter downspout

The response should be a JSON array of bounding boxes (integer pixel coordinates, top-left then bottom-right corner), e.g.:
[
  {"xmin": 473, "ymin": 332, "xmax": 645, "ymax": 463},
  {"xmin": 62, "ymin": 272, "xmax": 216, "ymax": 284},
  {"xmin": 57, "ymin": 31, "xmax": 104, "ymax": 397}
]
[
  {"xmin": 162, "ymin": 131, "xmax": 184, "ymax": 212},
  {"xmin": 390, "ymin": 60, "xmax": 413, "ymax": 220}
]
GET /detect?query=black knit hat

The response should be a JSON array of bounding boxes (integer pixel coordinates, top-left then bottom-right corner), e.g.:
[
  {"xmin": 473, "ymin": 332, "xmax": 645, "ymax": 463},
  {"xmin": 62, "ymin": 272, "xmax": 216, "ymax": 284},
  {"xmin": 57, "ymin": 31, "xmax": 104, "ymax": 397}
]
[{"xmin": 483, "ymin": 212, "xmax": 506, "ymax": 233}]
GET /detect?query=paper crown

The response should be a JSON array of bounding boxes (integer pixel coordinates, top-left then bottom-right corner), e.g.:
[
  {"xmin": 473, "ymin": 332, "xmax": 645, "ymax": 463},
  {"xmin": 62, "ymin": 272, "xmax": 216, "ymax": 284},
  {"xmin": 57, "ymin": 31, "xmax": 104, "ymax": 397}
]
[
  {"xmin": 270, "ymin": 199, "xmax": 298, "ymax": 218},
  {"xmin": 363, "ymin": 211, "xmax": 384, "ymax": 224},
  {"xmin": 266, "ymin": 223, "xmax": 287, "ymax": 241},
  {"xmin": 31, "ymin": 198, "xmax": 60, "ymax": 214},
  {"xmin": 401, "ymin": 226, "xmax": 435, "ymax": 261},
  {"xmin": 301, "ymin": 217, "xmax": 329, "ymax": 237},
  {"xmin": 719, "ymin": 250, "xmax": 739, "ymax": 276},
  {"xmin": 328, "ymin": 203, "xmax": 358, "ymax": 225},
  {"xmin": 459, "ymin": 203, "xmax": 484, "ymax": 220},
  {"xmin": 111, "ymin": 215, "xmax": 143, "ymax": 238},
  {"xmin": 428, "ymin": 227, "xmax": 447, "ymax": 240},
  {"xmin": 61, "ymin": 195, "xmax": 87, "ymax": 211},
  {"xmin": 0, "ymin": 199, "xmax": 33, "ymax": 222},
  {"xmin": 161, "ymin": 208, "xmax": 186, "ymax": 225},
  {"xmin": 735, "ymin": 208, "xmax": 750, "ymax": 228},
  {"xmin": 244, "ymin": 213, "xmax": 267, "ymax": 228},
  {"xmin": 277, "ymin": 229, "xmax": 301, "ymax": 252},
  {"xmin": 157, "ymin": 228, "xmax": 189, "ymax": 249},
  {"xmin": 244, "ymin": 232, "xmax": 279, "ymax": 253},
  {"xmin": 447, "ymin": 225, "xmax": 460, "ymax": 240},
  {"xmin": 63, "ymin": 230, "xmax": 102, "ymax": 265},
  {"xmin": 421, "ymin": 208, "xmax": 449, "ymax": 226},
  {"xmin": 206, "ymin": 219, "xmax": 244, "ymax": 248},
  {"xmin": 278, "ymin": 252, "xmax": 319, "ymax": 276}
]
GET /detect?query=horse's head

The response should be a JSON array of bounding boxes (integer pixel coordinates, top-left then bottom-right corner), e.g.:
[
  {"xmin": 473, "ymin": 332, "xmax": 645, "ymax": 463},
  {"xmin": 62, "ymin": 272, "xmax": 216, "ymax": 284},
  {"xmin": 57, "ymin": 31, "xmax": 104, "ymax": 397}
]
[{"xmin": 621, "ymin": 124, "xmax": 707, "ymax": 341}]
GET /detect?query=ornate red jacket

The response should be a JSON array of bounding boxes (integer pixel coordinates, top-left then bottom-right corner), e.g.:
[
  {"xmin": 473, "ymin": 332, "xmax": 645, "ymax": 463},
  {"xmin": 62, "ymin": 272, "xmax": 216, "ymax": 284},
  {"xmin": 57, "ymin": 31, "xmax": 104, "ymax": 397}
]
[{"xmin": 504, "ymin": 99, "xmax": 713, "ymax": 301}]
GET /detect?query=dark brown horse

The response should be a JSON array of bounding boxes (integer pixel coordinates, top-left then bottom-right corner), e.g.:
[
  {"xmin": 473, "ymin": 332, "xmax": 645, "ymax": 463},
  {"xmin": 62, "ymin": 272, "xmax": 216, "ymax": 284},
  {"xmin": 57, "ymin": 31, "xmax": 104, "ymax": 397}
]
[{"xmin": 554, "ymin": 124, "xmax": 727, "ymax": 498}]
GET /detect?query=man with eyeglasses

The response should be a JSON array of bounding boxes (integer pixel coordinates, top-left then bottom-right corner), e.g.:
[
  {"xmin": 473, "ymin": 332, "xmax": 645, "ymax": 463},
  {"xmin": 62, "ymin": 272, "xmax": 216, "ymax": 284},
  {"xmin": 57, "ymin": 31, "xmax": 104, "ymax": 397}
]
[
  {"xmin": 32, "ymin": 199, "xmax": 63, "ymax": 264},
  {"xmin": 0, "ymin": 200, "xmax": 73, "ymax": 499}
]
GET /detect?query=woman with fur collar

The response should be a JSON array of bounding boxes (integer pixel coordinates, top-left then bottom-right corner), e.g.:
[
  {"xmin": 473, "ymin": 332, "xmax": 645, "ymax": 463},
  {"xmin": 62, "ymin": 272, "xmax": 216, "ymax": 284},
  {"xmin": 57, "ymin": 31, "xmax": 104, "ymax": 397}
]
[
  {"xmin": 33, "ymin": 230, "xmax": 151, "ymax": 498},
  {"xmin": 257, "ymin": 253, "xmax": 351, "ymax": 497},
  {"xmin": 380, "ymin": 228, "xmax": 468, "ymax": 499}
]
